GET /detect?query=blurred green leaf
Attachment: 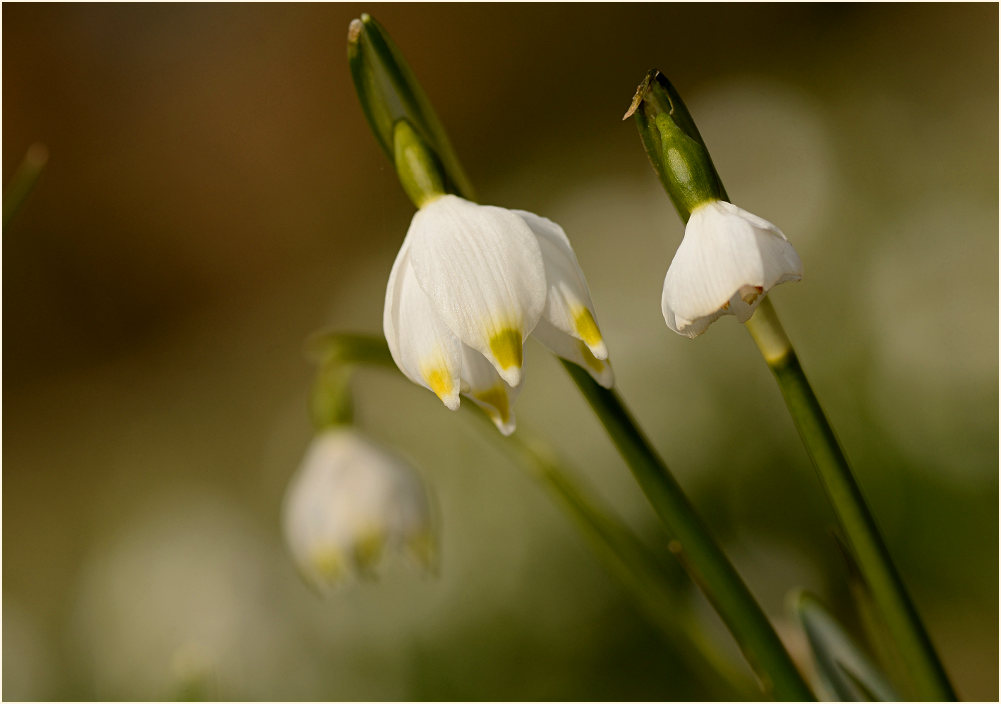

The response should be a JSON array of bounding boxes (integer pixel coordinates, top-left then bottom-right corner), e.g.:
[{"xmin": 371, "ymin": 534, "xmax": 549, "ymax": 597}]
[
  {"xmin": 832, "ymin": 531, "xmax": 911, "ymax": 697},
  {"xmin": 3, "ymin": 142, "xmax": 48, "ymax": 228},
  {"xmin": 793, "ymin": 590, "xmax": 899, "ymax": 701}
]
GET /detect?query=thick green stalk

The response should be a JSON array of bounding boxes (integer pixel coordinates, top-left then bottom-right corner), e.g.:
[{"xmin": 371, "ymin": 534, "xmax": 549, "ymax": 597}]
[
  {"xmin": 745, "ymin": 298, "xmax": 955, "ymax": 701},
  {"xmin": 561, "ymin": 360, "xmax": 814, "ymax": 701}
]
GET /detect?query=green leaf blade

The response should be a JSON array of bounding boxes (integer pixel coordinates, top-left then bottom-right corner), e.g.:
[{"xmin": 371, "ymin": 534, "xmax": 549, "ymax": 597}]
[{"xmin": 794, "ymin": 591, "xmax": 900, "ymax": 702}]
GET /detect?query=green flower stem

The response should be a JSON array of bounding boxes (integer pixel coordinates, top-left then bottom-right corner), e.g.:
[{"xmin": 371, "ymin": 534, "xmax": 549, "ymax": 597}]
[
  {"xmin": 469, "ymin": 410, "xmax": 756, "ymax": 701},
  {"xmin": 306, "ymin": 331, "xmax": 397, "ymax": 429},
  {"xmin": 561, "ymin": 360, "xmax": 814, "ymax": 701},
  {"xmin": 308, "ymin": 332, "xmax": 753, "ymax": 698},
  {"xmin": 745, "ymin": 298, "xmax": 955, "ymax": 701},
  {"xmin": 309, "ymin": 358, "xmax": 355, "ymax": 429}
]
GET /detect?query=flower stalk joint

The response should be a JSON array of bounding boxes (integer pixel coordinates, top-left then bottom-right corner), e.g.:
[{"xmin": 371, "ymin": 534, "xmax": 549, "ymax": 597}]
[
  {"xmin": 310, "ymin": 359, "xmax": 355, "ymax": 430},
  {"xmin": 394, "ymin": 119, "xmax": 447, "ymax": 208}
]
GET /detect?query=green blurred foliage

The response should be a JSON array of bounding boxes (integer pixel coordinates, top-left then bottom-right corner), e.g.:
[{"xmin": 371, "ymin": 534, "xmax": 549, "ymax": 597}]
[{"xmin": 3, "ymin": 4, "xmax": 997, "ymax": 700}]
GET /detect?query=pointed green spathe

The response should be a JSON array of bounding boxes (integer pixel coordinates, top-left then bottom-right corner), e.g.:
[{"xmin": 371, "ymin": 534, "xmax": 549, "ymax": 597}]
[
  {"xmin": 626, "ymin": 70, "xmax": 724, "ymax": 221},
  {"xmin": 348, "ymin": 14, "xmax": 475, "ymax": 203}
]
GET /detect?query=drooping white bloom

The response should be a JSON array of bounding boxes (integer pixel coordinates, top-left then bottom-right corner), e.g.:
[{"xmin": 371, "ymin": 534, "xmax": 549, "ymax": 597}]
[
  {"xmin": 282, "ymin": 429, "xmax": 434, "ymax": 592},
  {"xmin": 384, "ymin": 194, "xmax": 612, "ymax": 435},
  {"xmin": 662, "ymin": 200, "xmax": 803, "ymax": 338}
]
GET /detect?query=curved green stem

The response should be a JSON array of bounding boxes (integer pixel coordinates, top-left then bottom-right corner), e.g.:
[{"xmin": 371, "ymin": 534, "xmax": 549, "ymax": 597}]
[
  {"xmin": 562, "ymin": 360, "xmax": 814, "ymax": 701},
  {"xmin": 309, "ymin": 332, "xmax": 755, "ymax": 699},
  {"xmin": 745, "ymin": 298, "xmax": 955, "ymax": 701},
  {"xmin": 343, "ymin": 23, "xmax": 808, "ymax": 695},
  {"xmin": 468, "ymin": 411, "xmax": 756, "ymax": 700}
]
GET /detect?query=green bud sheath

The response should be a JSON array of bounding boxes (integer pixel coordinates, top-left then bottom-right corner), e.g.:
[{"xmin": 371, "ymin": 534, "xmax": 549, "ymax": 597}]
[
  {"xmin": 626, "ymin": 70, "xmax": 725, "ymax": 222},
  {"xmin": 347, "ymin": 14, "xmax": 475, "ymax": 202}
]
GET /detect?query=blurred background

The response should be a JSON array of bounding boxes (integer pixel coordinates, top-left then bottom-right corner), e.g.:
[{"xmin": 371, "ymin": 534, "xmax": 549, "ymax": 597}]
[{"xmin": 3, "ymin": 4, "xmax": 997, "ymax": 700}]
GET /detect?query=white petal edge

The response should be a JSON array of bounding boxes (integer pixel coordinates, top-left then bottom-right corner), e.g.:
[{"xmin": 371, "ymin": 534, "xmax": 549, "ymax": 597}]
[
  {"xmin": 532, "ymin": 317, "xmax": 614, "ymax": 389},
  {"xmin": 662, "ymin": 200, "xmax": 802, "ymax": 338},
  {"xmin": 407, "ymin": 195, "xmax": 547, "ymax": 387},
  {"xmin": 383, "ymin": 238, "xmax": 462, "ymax": 409},
  {"xmin": 513, "ymin": 209, "xmax": 608, "ymax": 361}
]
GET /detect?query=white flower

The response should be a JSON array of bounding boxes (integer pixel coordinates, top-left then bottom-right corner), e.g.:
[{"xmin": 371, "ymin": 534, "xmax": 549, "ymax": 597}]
[
  {"xmin": 384, "ymin": 194, "xmax": 612, "ymax": 435},
  {"xmin": 282, "ymin": 429, "xmax": 434, "ymax": 593},
  {"xmin": 662, "ymin": 200, "xmax": 803, "ymax": 338}
]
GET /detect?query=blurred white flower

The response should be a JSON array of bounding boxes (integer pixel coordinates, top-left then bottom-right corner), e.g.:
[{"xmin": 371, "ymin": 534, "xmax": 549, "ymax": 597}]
[
  {"xmin": 384, "ymin": 194, "xmax": 612, "ymax": 435},
  {"xmin": 282, "ymin": 429, "xmax": 434, "ymax": 592},
  {"xmin": 662, "ymin": 200, "xmax": 802, "ymax": 338}
]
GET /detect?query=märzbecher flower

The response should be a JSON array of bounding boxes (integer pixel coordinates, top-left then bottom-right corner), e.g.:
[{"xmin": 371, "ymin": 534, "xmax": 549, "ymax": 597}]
[
  {"xmin": 384, "ymin": 194, "xmax": 612, "ymax": 434},
  {"xmin": 662, "ymin": 200, "xmax": 802, "ymax": 339},
  {"xmin": 282, "ymin": 429, "xmax": 434, "ymax": 593}
]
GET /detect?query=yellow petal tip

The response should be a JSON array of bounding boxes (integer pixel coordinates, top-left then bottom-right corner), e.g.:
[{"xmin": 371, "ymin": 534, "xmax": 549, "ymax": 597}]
[
  {"xmin": 573, "ymin": 308, "xmax": 606, "ymax": 357},
  {"xmin": 488, "ymin": 328, "xmax": 523, "ymax": 371},
  {"xmin": 423, "ymin": 365, "xmax": 459, "ymax": 409},
  {"xmin": 310, "ymin": 548, "xmax": 345, "ymax": 582},
  {"xmin": 468, "ymin": 384, "xmax": 516, "ymax": 435}
]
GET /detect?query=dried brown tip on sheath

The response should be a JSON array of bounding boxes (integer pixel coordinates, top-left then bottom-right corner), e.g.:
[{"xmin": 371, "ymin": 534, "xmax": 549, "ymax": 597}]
[
  {"xmin": 622, "ymin": 69, "xmax": 660, "ymax": 120},
  {"xmin": 348, "ymin": 19, "xmax": 363, "ymax": 44}
]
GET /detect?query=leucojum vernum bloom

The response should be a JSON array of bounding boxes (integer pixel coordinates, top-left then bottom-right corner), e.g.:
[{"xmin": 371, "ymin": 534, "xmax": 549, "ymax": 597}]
[
  {"xmin": 283, "ymin": 21, "xmax": 958, "ymax": 701},
  {"xmin": 384, "ymin": 193, "xmax": 613, "ymax": 435},
  {"xmin": 661, "ymin": 199, "xmax": 802, "ymax": 338},
  {"xmin": 624, "ymin": 72, "xmax": 803, "ymax": 339},
  {"xmin": 282, "ymin": 428, "xmax": 434, "ymax": 592}
]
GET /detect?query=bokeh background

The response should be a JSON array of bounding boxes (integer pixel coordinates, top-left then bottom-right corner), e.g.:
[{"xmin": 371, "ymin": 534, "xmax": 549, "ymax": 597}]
[{"xmin": 3, "ymin": 3, "xmax": 997, "ymax": 700}]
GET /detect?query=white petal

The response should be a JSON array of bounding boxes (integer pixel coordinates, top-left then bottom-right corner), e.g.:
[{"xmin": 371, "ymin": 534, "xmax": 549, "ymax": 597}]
[
  {"xmin": 514, "ymin": 209, "xmax": 608, "ymax": 360},
  {"xmin": 532, "ymin": 317, "xmax": 614, "ymax": 389},
  {"xmin": 406, "ymin": 195, "xmax": 547, "ymax": 387},
  {"xmin": 662, "ymin": 200, "xmax": 802, "ymax": 338},
  {"xmin": 459, "ymin": 344, "xmax": 520, "ymax": 435},
  {"xmin": 383, "ymin": 238, "xmax": 462, "ymax": 409}
]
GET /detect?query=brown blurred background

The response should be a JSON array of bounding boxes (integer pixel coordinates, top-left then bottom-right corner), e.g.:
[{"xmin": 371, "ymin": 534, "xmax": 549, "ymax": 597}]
[{"xmin": 3, "ymin": 4, "xmax": 998, "ymax": 700}]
